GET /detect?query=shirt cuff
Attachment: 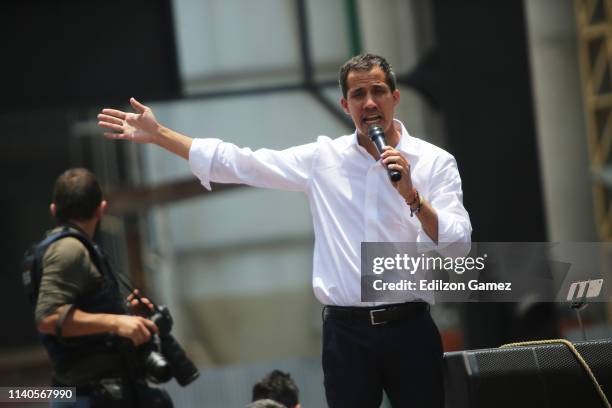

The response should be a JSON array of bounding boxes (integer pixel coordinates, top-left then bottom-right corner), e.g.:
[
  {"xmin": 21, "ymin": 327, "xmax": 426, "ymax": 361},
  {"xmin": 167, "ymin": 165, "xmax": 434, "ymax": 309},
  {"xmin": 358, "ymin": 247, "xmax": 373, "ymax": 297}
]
[
  {"xmin": 416, "ymin": 225, "xmax": 437, "ymax": 254},
  {"xmin": 416, "ymin": 210, "xmax": 471, "ymax": 256},
  {"xmin": 189, "ymin": 138, "xmax": 223, "ymax": 190}
]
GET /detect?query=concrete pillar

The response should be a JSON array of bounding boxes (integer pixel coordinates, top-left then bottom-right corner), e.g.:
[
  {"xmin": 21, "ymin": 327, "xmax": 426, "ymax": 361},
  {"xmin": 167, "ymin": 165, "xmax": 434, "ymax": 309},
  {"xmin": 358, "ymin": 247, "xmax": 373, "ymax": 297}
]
[{"xmin": 525, "ymin": 0, "xmax": 597, "ymax": 241}]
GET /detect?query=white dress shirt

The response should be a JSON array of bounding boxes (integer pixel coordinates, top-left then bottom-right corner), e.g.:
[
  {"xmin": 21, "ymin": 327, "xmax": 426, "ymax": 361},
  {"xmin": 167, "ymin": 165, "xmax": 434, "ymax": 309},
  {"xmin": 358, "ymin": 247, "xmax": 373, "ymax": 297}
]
[{"xmin": 189, "ymin": 120, "xmax": 472, "ymax": 306}]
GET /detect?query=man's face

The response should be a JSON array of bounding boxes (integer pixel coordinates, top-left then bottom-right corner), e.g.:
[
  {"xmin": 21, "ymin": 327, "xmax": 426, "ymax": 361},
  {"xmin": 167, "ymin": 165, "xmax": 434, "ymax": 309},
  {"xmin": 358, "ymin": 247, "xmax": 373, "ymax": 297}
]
[{"xmin": 341, "ymin": 66, "xmax": 400, "ymax": 138}]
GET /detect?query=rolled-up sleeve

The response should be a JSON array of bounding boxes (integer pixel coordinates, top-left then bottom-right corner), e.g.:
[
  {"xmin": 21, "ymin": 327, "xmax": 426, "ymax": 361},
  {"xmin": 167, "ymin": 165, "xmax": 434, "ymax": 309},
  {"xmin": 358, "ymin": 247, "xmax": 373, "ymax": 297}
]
[
  {"xmin": 417, "ymin": 154, "xmax": 472, "ymax": 256},
  {"xmin": 189, "ymin": 138, "xmax": 318, "ymax": 192},
  {"xmin": 35, "ymin": 239, "xmax": 96, "ymax": 324},
  {"xmin": 189, "ymin": 138, "xmax": 223, "ymax": 190}
]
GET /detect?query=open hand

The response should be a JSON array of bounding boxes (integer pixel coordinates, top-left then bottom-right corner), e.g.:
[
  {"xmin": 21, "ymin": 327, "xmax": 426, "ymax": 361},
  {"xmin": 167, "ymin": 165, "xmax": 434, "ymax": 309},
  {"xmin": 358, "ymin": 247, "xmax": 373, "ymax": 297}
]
[{"xmin": 98, "ymin": 97, "xmax": 160, "ymax": 144}]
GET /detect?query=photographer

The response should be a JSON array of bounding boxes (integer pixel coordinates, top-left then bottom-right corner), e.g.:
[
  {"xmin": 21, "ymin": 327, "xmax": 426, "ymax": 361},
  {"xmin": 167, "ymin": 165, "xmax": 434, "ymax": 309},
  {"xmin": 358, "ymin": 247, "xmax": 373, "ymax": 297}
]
[{"xmin": 31, "ymin": 168, "xmax": 172, "ymax": 407}]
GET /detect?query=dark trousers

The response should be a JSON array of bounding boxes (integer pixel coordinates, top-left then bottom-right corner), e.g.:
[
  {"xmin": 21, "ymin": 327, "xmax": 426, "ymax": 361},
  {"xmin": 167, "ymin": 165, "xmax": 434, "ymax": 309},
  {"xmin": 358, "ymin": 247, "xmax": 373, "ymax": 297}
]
[{"xmin": 322, "ymin": 306, "xmax": 444, "ymax": 408}]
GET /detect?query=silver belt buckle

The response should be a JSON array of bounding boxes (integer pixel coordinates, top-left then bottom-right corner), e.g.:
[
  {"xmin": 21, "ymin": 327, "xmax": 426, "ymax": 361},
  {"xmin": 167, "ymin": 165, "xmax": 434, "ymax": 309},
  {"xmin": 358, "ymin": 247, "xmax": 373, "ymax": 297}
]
[{"xmin": 370, "ymin": 308, "xmax": 387, "ymax": 325}]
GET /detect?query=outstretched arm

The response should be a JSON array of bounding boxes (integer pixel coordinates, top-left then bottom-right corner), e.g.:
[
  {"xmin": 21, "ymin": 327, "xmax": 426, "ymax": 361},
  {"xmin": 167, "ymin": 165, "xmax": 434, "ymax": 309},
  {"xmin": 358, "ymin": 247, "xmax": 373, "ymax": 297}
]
[
  {"xmin": 98, "ymin": 97, "xmax": 193, "ymax": 160},
  {"xmin": 100, "ymin": 98, "xmax": 317, "ymax": 192}
]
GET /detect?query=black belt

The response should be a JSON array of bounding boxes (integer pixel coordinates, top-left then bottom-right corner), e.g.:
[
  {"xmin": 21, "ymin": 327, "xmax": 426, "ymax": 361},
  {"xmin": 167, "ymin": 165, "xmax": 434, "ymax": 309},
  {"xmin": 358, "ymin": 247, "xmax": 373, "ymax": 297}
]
[{"xmin": 324, "ymin": 301, "xmax": 429, "ymax": 326}]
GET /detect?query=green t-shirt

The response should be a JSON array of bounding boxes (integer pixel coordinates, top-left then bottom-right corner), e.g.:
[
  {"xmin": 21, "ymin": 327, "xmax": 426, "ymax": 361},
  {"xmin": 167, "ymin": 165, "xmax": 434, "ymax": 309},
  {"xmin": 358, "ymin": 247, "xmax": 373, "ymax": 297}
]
[{"xmin": 35, "ymin": 227, "xmax": 103, "ymax": 324}]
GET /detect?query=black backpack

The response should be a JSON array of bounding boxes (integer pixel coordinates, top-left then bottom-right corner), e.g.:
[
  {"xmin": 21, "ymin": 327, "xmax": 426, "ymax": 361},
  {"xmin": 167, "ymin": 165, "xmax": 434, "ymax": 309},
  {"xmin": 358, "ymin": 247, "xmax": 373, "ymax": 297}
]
[{"xmin": 22, "ymin": 227, "xmax": 106, "ymax": 309}]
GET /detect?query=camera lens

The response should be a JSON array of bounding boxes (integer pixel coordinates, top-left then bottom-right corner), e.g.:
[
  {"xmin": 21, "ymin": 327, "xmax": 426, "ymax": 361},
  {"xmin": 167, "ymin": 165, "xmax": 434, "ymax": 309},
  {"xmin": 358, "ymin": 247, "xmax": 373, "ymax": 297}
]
[{"xmin": 144, "ymin": 349, "xmax": 173, "ymax": 383}]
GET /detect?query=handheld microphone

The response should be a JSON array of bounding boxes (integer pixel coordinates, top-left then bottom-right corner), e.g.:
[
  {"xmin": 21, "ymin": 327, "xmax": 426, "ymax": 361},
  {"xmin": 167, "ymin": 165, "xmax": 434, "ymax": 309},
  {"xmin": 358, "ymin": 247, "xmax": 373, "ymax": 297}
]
[{"xmin": 368, "ymin": 124, "xmax": 402, "ymax": 182}]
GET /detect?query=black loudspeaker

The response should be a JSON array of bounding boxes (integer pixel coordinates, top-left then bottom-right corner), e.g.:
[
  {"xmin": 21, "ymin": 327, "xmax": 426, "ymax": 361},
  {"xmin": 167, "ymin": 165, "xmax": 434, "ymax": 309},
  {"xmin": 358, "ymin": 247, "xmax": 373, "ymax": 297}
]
[{"xmin": 444, "ymin": 340, "xmax": 612, "ymax": 408}]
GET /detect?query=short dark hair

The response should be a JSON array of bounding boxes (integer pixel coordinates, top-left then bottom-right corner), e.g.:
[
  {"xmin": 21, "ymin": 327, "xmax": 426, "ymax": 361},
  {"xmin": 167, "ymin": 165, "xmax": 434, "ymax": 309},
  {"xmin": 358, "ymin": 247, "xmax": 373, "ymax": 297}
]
[
  {"xmin": 338, "ymin": 53, "xmax": 396, "ymax": 98},
  {"xmin": 52, "ymin": 168, "xmax": 103, "ymax": 223},
  {"xmin": 252, "ymin": 370, "xmax": 299, "ymax": 408},
  {"xmin": 247, "ymin": 400, "xmax": 287, "ymax": 408}
]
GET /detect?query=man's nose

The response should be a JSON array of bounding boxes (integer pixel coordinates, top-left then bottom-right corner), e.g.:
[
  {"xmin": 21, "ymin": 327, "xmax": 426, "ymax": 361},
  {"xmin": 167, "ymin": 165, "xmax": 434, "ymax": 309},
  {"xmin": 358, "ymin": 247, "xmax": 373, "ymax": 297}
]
[{"xmin": 364, "ymin": 94, "xmax": 377, "ymax": 109}]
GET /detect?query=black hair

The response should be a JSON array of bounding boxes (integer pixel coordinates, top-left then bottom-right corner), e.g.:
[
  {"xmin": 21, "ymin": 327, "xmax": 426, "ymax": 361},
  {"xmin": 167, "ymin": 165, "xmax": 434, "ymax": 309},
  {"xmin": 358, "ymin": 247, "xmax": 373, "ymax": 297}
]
[
  {"xmin": 252, "ymin": 370, "xmax": 299, "ymax": 408},
  {"xmin": 338, "ymin": 53, "xmax": 396, "ymax": 98}
]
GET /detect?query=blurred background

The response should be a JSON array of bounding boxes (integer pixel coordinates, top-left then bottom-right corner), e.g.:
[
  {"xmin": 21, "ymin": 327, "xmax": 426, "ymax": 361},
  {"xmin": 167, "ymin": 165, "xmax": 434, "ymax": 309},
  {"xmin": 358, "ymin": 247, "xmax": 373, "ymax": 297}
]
[{"xmin": 1, "ymin": 0, "xmax": 611, "ymax": 406}]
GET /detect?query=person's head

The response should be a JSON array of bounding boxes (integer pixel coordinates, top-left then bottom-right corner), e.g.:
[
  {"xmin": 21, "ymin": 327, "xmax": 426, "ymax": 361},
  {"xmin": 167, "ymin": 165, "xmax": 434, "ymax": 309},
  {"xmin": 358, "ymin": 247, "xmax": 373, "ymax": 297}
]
[
  {"xmin": 50, "ymin": 168, "xmax": 106, "ymax": 224},
  {"xmin": 252, "ymin": 370, "xmax": 300, "ymax": 408},
  {"xmin": 339, "ymin": 53, "xmax": 400, "ymax": 139},
  {"xmin": 339, "ymin": 53, "xmax": 396, "ymax": 99},
  {"xmin": 247, "ymin": 400, "xmax": 287, "ymax": 408}
]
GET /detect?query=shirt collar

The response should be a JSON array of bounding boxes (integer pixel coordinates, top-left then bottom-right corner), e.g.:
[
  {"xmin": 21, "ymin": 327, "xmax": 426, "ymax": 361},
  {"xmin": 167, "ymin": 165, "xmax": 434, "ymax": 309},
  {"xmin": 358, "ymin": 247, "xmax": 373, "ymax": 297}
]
[{"xmin": 346, "ymin": 119, "xmax": 420, "ymax": 157}]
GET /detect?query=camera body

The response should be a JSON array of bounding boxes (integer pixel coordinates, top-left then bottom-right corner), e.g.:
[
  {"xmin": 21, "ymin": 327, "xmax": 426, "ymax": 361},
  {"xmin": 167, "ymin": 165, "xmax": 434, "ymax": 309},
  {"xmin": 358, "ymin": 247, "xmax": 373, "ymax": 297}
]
[{"xmin": 150, "ymin": 305, "xmax": 173, "ymax": 335}]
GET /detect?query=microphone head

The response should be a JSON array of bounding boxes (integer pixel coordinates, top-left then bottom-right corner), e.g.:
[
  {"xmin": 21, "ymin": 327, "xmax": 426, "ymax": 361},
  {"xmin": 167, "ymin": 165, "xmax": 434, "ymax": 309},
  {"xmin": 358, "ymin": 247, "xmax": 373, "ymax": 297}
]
[{"xmin": 368, "ymin": 124, "xmax": 384, "ymax": 141}]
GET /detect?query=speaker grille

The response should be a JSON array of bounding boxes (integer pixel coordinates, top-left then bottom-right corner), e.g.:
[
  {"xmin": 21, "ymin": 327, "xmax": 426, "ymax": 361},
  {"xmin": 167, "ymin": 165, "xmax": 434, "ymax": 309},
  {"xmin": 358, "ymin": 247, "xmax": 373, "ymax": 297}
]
[
  {"xmin": 473, "ymin": 348, "xmax": 536, "ymax": 375},
  {"xmin": 445, "ymin": 340, "xmax": 612, "ymax": 408}
]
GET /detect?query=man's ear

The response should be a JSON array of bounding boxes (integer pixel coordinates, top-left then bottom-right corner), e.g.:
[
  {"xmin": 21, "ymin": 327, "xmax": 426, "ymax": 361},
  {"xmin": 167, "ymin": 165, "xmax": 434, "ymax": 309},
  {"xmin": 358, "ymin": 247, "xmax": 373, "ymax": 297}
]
[
  {"xmin": 96, "ymin": 200, "xmax": 108, "ymax": 218},
  {"xmin": 340, "ymin": 97, "xmax": 350, "ymax": 114},
  {"xmin": 392, "ymin": 88, "xmax": 400, "ymax": 106},
  {"xmin": 50, "ymin": 203, "xmax": 56, "ymax": 217}
]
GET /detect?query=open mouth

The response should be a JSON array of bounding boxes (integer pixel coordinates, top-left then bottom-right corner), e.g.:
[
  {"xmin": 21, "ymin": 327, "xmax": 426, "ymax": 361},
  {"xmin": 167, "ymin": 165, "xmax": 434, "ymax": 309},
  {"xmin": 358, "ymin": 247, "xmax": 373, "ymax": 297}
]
[{"xmin": 363, "ymin": 114, "xmax": 383, "ymax": 125}]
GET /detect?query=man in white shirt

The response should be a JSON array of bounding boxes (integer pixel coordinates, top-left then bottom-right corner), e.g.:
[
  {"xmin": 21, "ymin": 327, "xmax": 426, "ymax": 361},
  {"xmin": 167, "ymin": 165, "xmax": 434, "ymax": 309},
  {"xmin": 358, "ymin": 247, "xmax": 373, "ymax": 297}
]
[{"xmin": 98, "ymin": 54, "xmax": 471, "ymax": 408}]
